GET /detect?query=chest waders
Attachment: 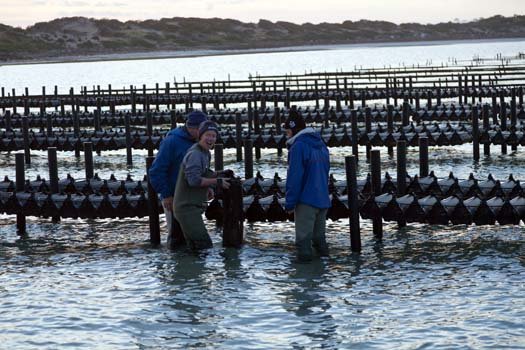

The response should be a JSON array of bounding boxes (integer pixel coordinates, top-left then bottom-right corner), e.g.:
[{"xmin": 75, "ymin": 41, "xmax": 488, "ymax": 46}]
[{"xmin": 173, "ymin": 167, "xmax": 215, "ymax": 250}]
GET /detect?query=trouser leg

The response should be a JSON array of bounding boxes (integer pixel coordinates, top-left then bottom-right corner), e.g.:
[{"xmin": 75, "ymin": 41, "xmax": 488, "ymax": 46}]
[
  {"xmin": 312, "ymin": 208, "xmax": 329, "ymax": 256},
  {"xmin": 294, "ymin": 203, "xmax": 316, "ymax": 261},
  {"xmin": 164, "ymin": 207, "xmax": 186, "ymax": 249},
  {"xmin": 174, "ymin": 209, "xmax": 213, "ymax": 251}
]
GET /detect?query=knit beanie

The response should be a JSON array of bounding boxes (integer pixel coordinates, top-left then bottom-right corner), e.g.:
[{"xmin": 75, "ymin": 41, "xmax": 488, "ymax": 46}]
[
  {"xmin": 186, "ymin": 110, "xmax": 208, "ymax": 128},
  {"xmin": 198, "ymin": 121, "xmax": 219, "ymax": 139},
  {"xmin": 283, "ymin": 108, "xmax": 306, "ymax": 136}
]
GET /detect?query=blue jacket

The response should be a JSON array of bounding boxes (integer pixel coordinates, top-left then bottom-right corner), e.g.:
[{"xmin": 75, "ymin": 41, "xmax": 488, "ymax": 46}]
[
  {"xmin": 285, "ymin": 127, "xmax": 331, "ymax": 211},
  {"xmin": 149, "ymin": 127, "xmax": 195, "ymax": 199}
]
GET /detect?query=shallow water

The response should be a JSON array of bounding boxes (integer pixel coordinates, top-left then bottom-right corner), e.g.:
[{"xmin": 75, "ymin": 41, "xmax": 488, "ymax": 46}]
[{"xmin": 1, "ymin": 41, "xmax": 525, "ymax": 349}]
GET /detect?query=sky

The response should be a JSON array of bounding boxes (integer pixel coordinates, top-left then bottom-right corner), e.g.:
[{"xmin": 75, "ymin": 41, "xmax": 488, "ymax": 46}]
[{"xmin": 1, "ymin": 0, "xmax": 525, "ymax": 28}]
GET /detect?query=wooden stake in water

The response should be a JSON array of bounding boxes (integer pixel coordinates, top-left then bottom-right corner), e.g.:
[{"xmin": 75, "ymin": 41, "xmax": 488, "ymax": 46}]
[
  {"xmin": 146, "ymin": 156, "xmax": 161, "ymax": 246},
  {"xmin": 214, "ymin": 143, "xmax": 224, "ymax": 172},
  {"xmin": 22, "ymin": 116, "xmax": 30, "ymax": 164},
  {"xmin": 483, "ymin": 103, "xmax": 491, "ymax": 156},
  {"xmin": 396, "ymin": 140, "xmax": 407, "ymax": 228},
  {"xmin": 345, "ymin": 155, "xmax": 361, "ymax": 252},
  {"xmin": 472, "ymin": 106, "xmax": 480, "ymax": 161},
  {"xmin": 84, "ymin": 142, "xmax": 94, "ymax": 179},
  {"xmin": 235, "ymin": 113, "xmax": 243, "ymax": 162},
  {"xmin": 244, "ymin": 139, "xmax": 254, "ymax": 180},
  {"xmin": 419, "ymin": 137, "xmax": 429, "ymax": 177},
  {"xmin": 16, "ymin": 153, "xmax": 26, "ymax": 235},
  {"xmin": 371, "ymin": 150, "xmax": 383, "ymax": 240}
]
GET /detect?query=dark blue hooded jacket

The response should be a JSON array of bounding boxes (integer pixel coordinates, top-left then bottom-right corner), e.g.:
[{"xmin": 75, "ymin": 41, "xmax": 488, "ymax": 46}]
[
  {"xmin": 149, "ymin": 127, "xmax": 195, "ymax": 199},
  {"xmin": 285, "ymin": 127, "xmax": 331, "ymax": 211}
]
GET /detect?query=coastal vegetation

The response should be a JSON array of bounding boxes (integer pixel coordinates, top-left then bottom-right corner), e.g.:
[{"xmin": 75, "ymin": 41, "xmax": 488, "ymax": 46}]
[{"xmin": 0, "ymin": 15, "xmax": 524, "ymax": 61}]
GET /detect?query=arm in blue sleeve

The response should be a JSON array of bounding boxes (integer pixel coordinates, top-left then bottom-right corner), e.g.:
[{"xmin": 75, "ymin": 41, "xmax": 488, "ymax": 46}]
[
  {"xmin": 148, "ymin": 137, "xmax": 173, "ymax": 199},
  {"xmin": 285, "ymin": 143, "xmax": 305, "ymax": 211}
]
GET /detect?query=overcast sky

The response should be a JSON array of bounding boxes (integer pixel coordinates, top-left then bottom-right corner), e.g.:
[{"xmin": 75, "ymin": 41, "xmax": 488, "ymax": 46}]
[{"xmin": 2, "ymin": 0, "xmax": 525, "ymax": 28}]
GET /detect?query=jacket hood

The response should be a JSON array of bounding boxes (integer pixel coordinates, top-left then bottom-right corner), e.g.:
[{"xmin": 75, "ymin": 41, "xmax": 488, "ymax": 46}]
[
  {"xmin": 167, "ymin": 126, "xmax": 193, "ymax": 141},
  {"xmin": 286, "ymin": 127, "xmax": 324, "ymax": 148}
]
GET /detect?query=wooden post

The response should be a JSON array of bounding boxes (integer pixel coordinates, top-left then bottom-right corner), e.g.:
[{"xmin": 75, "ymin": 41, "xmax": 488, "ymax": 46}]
[
  {"xmin": 275, "ymin": 107, "xmax": 283, "ymax": 157},
  {"xmin": 125, "ymin": 114, "xmax": 133, "ymax": 166},
  {"xmin": 235, "ymin": 112, "xmax": 243, "ymax": 161},
  {"xmin": 94, "ymin": 99, "xmax": 101, "ymax": 131},
  {"xmin": 483, "ymin": 104, "xmax": 490, "ymax": 156},
  {"xmin": 419, "ymin": 137, "xmax": 429, "ymax": 177},
  {"xmin": 84, "ymin": 142, "xmax": 94, "ymax": 179},
  {"xmin": 48, "ymin": 147, "xmax": 60, "ymax": 222},
  {"xmin": 146, "ymin": 156, "xmax": 161, "ymax": 246},
  {"xmin": 244, "ymin": 139, "xmax": 254, "ymax": 179},
  {"xmin": 214, "ymin": 143, "xmax": 224, "ymax": 171},
  {"xmin": 345, "ymin": 155, "xmax": 361, "ymax": 252},
  {"xmin": 72, "ymin": 102, "xmax": 80, "ymax": 157},
  {"xmin": 402, "ymin": 101, "xmax": 410, "ymax": 126},
  {"xmin": 511, "ymin": 88, "xmax": 517, "ymax": 152},
  {"xmin": 44, "ymin": 102, "xmax": 52, "ymax": 135},
  {"xmin": 351, "ymin": 109, "xmax": 359, "ymax": 159},
  {"xmin": 222, "ymin": 177, "xmax": 243, "ymax": 248},
  {"xmin": 315, "ymin": 80, "xmax": 320, "ymax": 109},
  {"xmin": 387, "ymin": 104, "xmax": 394, "ymax": 156},
  {"xmin": 22, "ymin": 116, "xmax": 30, "ymax": 164},
  {"xmin": 16, "ymin": 153, "xmax": 26, "ymax": 235},
  {"xmin": 500, "ymin": 91, "xmax": 507, "ymax": 154},
  {"xmin": 396, "ymin": 141, "xmax": 407, "ymax": 228},
  {"xmin": 365, "ymin": 107, "xmax": 372, "ymax": 161},
  {"xmin": 146, "ymin": 110, "xmax": 153, "ymax": 157},
  {"xmin": 371, "ymin": 149, "xmax": 383, "ymax": 240},
  {"xmin": 472, "ymin": 106, "xmax": 480, "ymax": 161}
]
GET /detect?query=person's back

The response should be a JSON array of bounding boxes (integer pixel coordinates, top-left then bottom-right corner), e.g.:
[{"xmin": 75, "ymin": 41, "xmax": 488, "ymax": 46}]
[
  {"xmin": 283, "ymin": 109, "xmax": 331, "ymax": 262},
  {"xmin": 148, "ymin": 110, "xmax": 208, "ymax": 248}
]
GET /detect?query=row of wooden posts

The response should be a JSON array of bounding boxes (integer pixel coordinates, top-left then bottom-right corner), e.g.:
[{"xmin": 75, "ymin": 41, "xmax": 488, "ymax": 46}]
[{"xmin": 8, "ymin": 134, "xmax": 455, "ymax": 252}]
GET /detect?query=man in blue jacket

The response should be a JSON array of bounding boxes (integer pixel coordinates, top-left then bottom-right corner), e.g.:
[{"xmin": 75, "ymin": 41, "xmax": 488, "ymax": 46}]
[
  {"xmin": 149, "ymin": 110, "xmax": 208, "ymax": 249},
  {"xmin": 284, "ymin": 108, "xmax": 331, "ymax": 262}
]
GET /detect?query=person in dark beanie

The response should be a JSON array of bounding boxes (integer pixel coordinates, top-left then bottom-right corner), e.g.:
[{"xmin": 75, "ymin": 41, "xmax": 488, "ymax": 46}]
[
  {"xmin": 283, "ymin": 108, "xmax": 331, "ymax": 262},
  {"xmin": 173, "ymin": 121, "xmax": 232, "ymax": 251},
  {"xmin": 149, "ymin": 110, "xmax": 207, "ymax": 249}
]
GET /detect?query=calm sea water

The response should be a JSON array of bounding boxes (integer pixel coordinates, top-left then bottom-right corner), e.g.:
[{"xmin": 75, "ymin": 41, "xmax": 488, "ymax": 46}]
[{"xmin": 1, "ymin": 40, "xmax": 525, "ymax": 349}]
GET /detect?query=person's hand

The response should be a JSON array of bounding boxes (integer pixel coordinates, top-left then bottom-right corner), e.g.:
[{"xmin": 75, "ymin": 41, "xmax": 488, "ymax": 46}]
[
  {"xmin": 162, "ymin": 197, "xmax": 173, "ymax": 211},
  {"xmin": 207, "ymin": 188, "xmax": 215, "ymax": 200},
  {"xmin": 219, "ymin": 178, "xmax": 231, "ymax": 189},
  {"xmin": 218, "ymin": 169, "xmax": 234, "ymax": 178}
]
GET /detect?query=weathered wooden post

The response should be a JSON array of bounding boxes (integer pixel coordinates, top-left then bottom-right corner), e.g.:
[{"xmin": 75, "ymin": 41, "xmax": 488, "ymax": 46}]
[
  {"xmin": 125, "ymin": 114, "xmax": 133, "ymax": 166},
  {"xmin": 472, "ymin": 106, "xmax": 480, "ymax": 161},
  {"xmin": 365, "ymin": 107, "xmax": 372, "ymax": 161},
  {"xmin": 371, "ymin": 149, "xmax": 383, "ymax": 240},
  {"xmin": 351, "ymin": 109, "xmax": 359, "ymax": 159},
  {"xmin": 4, "ymin": 110, "xmax": 12, "ymax": 132},
  {"xmin": 84, "ymin": 142, "xmax": 94, "ymax": 179},
  {"xmin": 214, "ymin": 143, "xmax": 224, "ymax": 171},
  {"xmin": 94, "ymin": 98, "xmax": 101, "ymax": 132},
  {"xmin": 483, "ymin": 103, "xmax": 490, "ymax": 156},
  {"xmin": 315, "ymin": 80, "xmax": 320, "ymax": 109},
  {"xmin": 396, "ymin": 140, "xmax": 407, "ymax": 228},
  {"xmin": 500, "ymin": 91, "xmax": 507, "ymax": 154},
  {"xmin": 146, "ymin": 156, "xmax": 161, "ymax": 246},
  {"xmin": 510, "ymin": 88, "xmax": 517, "ymax": 152},
  {"xmin": 402, "ymin": 101, "xmax": 410, "ymax": 126},
  {"xmin": 22, "ymin": 116, "xmax": 30, "ymax": 164},
  {"xmin": 244, "ymin": 139, "xmax": 254, "ymax": 180},
  {"xmin": 387, "ymin": 104, "xmax": 394, "ymax": 156},
  {"xmin": 146, "ymin": 109, "xmax": 154, "ymax": 157},
  {"xmin": 419, "ymin": 137, "xmax": 429, "ymax": 177},
  {"xmin": 16, "ymin": 153, "xmax": 26, "ymax": 235},
  {"xmin": 275, "ymin": 107, "xmax": 283, "ymax": 157},
  {"xmin": 48, "ymin": 147, "xmax": 60, "ymax": 222},
  {"xmin": 222, "ymin": 177, "xmax": 244, "ymax": 248},
  {"xmin": 73, "ymin": 102, "xmax": 81, "ymax": 158},
  {"xmin": 345, "ymin": 155, "xmax": 361, "ymax": 252},
  {"xmin": 235, "ymin": 112, "xmax": 243, "ymax": 162}
]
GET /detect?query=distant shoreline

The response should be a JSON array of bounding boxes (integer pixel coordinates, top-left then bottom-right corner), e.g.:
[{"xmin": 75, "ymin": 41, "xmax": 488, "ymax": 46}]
[{"xmin": 2, "ymin": 37, "xmax": 524, "ymax": 67}]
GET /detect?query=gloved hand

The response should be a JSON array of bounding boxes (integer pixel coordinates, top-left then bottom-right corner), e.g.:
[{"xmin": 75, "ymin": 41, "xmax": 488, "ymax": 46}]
[{"xmin": 217, "ymin": 169, "xmax": 234, "ymax": 178}]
